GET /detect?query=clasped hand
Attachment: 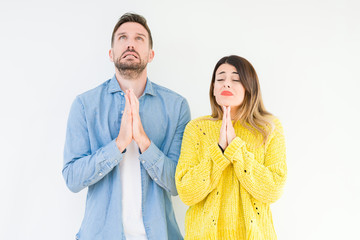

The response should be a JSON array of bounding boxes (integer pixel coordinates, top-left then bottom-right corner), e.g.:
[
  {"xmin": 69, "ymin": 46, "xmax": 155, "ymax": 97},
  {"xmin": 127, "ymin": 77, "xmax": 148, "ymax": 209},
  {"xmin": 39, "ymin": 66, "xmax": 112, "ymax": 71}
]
[
  {"xmin": 218, "ymin": 106, "xmax": 236, "ymax": 151},
  {"xmin": 116, "ymin": 89, "xmax": 150, "ymax": 153}
]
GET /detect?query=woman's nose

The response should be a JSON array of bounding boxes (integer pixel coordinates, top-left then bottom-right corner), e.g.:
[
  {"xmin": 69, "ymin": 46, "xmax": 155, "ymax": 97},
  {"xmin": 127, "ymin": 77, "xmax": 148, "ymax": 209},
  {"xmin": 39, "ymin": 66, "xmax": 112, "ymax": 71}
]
[{"xmin": 223, "ymin": 82, "xmax": 230, "ymax": 88}]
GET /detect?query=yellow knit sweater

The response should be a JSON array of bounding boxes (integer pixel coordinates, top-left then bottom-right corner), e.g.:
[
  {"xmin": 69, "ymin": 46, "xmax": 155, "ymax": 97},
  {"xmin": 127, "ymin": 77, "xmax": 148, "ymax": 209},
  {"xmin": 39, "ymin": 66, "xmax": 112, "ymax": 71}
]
[{"xmin": 175, "ymin": 116, "xmax": 287, "ymax": 240}]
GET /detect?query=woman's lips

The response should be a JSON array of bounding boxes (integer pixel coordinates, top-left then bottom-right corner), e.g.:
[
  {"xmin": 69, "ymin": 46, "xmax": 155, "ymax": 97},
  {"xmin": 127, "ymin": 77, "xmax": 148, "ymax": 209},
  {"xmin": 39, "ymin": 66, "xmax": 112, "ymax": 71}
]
[{"xmin": 221, "ymin": 91, "xmax": 233, "ymax": 96}]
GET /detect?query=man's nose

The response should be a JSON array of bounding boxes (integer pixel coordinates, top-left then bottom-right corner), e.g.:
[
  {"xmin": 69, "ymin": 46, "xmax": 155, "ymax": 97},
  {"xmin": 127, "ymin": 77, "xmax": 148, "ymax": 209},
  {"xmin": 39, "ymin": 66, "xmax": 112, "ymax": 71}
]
[
  {"xmin": 126, "ymin": 39, "xmax": 135, "ymax": 50},
  {"xmin": 126, "ymin": 44, "xmax": 135, "ymax": 50}
]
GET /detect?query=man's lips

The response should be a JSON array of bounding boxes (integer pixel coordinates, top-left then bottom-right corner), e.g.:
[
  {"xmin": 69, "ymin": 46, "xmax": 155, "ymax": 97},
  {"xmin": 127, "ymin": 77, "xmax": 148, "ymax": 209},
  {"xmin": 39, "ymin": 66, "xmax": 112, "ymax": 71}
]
[
  {"xmin": 221, "ymin": 91, "xmax": 233, "ymax": 96},
  {"xmin": 122, "ymin": 51, "xmax": 138, "ymax": 59}
]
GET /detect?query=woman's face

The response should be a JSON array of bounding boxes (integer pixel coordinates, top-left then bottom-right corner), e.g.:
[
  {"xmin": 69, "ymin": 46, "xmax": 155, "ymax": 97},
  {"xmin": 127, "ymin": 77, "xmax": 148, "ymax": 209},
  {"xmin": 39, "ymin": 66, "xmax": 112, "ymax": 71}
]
[{"xmin": 213, "ymin": 63, "xmax": 245, "ymax": 109}]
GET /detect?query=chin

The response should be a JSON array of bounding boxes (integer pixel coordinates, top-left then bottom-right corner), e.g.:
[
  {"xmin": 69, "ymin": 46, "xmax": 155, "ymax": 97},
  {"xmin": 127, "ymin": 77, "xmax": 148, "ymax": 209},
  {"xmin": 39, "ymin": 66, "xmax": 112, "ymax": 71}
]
[{"xmin": 216, "ymin": 100, "xmax": 231, "ymax": 107}]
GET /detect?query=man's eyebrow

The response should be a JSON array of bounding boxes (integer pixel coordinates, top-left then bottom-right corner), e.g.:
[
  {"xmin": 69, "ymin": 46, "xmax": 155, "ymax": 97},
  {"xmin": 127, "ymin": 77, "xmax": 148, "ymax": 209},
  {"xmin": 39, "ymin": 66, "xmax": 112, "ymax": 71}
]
[
  {"xmin": 116, "ymin": 32, "xmax": 147, "ymax": 38},
  {"xmin": 136, "ymin": 33, "xmax": 147, "ymax": 38}
]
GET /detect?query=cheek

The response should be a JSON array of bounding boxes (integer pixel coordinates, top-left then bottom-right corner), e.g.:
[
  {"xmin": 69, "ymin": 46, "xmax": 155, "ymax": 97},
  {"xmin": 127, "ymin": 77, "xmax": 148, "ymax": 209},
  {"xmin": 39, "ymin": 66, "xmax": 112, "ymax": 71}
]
[
  {"xmin": 111, "ymin": 49, "xmax": 120, "ymax": 59},
  {"xmin": 238, "ymin": 89, "xmax": 246, "ymax": 104},
  {"xmin": 213, "ymin": 83, "xmax": 221, "ymax": 96}
]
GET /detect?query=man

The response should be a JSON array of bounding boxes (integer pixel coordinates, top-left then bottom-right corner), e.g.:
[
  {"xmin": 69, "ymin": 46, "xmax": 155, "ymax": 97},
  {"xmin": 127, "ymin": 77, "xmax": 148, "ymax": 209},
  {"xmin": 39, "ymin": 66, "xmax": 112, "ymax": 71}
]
[{"xmin": 63, "ymin": 13, "xmax": 190, "ymax": 240}]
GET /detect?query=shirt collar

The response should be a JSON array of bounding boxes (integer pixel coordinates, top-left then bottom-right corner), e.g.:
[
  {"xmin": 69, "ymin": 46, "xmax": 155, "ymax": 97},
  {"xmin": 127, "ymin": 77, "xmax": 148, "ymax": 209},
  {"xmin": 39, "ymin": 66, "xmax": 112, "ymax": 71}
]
[{"xmin": 108, "ymin": 74, "xmax": 156, "ymax": 96}]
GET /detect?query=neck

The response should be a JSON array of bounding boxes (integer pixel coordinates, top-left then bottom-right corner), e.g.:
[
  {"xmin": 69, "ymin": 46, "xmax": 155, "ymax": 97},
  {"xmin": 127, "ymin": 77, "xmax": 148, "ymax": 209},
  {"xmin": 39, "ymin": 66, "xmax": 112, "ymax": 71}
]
[
  {"xmin": 230, "ymin": 106, "xmax": 239, "ymax": 120},
  {"xmin": 115, "ymin": 68, "xmax": 148, "ymax": 98}
]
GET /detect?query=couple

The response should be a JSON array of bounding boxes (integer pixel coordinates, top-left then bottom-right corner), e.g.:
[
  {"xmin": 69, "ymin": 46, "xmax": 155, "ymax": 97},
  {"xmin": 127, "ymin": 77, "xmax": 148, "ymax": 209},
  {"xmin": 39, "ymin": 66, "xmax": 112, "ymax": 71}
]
[{"xmin": 63, "ymin": 13, "xmax": 287, "ymax": 240}]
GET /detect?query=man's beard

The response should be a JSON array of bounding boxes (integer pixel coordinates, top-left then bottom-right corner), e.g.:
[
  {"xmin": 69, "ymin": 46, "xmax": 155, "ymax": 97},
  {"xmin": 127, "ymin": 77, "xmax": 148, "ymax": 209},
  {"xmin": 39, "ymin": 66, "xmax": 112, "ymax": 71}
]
[{"xmin": 115, "ymin": 57, "xmax": 147, "ymax": 80}]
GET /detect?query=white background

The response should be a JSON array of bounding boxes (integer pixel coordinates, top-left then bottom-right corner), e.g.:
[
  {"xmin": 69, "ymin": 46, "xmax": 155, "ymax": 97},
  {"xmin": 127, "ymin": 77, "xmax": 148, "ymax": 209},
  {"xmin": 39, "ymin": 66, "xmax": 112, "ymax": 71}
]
[{"xmin": 1, "ymin": 0, "xmax": 359, "ymax": 239}]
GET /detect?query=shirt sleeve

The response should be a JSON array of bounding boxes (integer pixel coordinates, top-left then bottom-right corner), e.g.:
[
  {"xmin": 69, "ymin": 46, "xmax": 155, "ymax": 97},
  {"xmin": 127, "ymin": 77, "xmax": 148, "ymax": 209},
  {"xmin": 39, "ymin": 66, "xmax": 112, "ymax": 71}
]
[
  {"xmin": 139, "ymin": 98, "xmax": 191, "ymax": 196},
  {"xmin": 175, "ymin": 120, "xmax": 231, "ymax": 206},
  {"xmin": 62, "ymin": 96, "xmax": 125, "ymax": 193},
  {"xmin": 224, "ymin": 119, "xmax": 287, "ymax": 204}
]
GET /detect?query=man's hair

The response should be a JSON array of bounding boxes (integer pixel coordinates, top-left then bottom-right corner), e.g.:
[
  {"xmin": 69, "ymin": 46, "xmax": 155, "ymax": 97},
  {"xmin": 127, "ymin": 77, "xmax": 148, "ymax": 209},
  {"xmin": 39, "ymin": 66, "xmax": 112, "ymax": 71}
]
[{"xmin": 111, "ymin": 13, "xmax": 153, "ymax": 49}]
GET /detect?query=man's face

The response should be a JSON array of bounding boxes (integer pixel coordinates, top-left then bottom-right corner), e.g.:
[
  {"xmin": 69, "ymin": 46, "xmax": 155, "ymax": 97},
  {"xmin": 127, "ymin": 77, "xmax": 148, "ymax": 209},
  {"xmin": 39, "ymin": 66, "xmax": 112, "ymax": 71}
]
[{"xmin": 109, "ymin": 22, "xmax": 154, "ymax": 78}]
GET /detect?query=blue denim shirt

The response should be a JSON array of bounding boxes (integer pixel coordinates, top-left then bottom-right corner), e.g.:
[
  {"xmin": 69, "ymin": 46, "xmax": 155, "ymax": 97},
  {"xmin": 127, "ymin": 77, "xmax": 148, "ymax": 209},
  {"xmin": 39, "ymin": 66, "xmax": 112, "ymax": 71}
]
[{"xmin": 63, "ymin": 75, "xmax": 190, "ymax": 240}]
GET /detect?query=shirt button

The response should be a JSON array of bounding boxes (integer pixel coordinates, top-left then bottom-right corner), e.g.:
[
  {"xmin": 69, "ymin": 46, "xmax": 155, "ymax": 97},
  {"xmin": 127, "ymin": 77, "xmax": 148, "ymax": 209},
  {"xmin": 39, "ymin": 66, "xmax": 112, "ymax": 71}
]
[
  {"xmin": 121, "ymin": 110, "xmax": 124, "ymax": 114},
  {"xmin": 154, "ymin": 178, "xmax": 158, "ymax": 181},
  {"xmin": 142, "ymin": 160, "xmax": 145, "ymax": 164},
  {"xmin": 99, "ymin": 173, "xmax": 103, "ymax": 176},
  {"xmin": 120, "ymin": 92, "xmax": 124, "ymax": 95}
]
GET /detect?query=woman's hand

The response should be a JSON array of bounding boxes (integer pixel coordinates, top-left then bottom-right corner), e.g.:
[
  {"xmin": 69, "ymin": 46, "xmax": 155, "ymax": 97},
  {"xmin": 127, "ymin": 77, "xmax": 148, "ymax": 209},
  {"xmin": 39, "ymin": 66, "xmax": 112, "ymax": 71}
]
[
  {"xmin": 219, "ymin": 106, "xmax": 236, "ymax": 152},
  {"xmin": 219, "ymin": 106, "xmax": 228, "ymax": 150},
  {"xmin": 226, "ymin": 106, "xmax": 236, "ymax": 145}
]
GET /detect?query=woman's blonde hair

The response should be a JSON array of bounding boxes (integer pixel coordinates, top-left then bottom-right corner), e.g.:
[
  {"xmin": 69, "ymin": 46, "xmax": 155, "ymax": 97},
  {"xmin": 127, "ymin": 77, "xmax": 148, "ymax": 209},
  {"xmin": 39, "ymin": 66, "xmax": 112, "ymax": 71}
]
[{"xmin": 209, "ymin": 55, "xmax": 274, "ymax": 143}]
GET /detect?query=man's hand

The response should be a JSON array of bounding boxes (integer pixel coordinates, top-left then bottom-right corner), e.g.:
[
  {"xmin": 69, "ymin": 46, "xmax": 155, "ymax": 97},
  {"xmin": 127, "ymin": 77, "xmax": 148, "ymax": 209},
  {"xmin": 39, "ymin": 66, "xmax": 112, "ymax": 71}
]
[
  {"xmin": 116, "ymin": 90, "xmax": 133, "ymax": 152},
  {"xmin": 128, "ymin": 89, "xmax": 151, "ymax": 153}
]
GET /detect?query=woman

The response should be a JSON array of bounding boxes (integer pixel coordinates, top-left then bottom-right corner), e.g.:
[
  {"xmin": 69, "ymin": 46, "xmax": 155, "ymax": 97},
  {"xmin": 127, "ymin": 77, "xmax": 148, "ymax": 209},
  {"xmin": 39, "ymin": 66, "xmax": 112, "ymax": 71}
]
[{"xmin": 175, "ymin": 55, "xmax": 287, "ymax": 239}]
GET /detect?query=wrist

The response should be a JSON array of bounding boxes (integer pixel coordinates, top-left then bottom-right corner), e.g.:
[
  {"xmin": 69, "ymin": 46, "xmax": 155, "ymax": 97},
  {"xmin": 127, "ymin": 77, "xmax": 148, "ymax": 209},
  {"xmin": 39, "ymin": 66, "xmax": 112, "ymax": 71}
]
[
  {"xmin": 138, "ymin": 136, "xmax": 151, "ymax": 153},
  {"xmin": 116, "ymin": 138, "xmax": 127, "ymax": 153},
  {"xmin": 218, "ymin": 143, "xmax": 225, "ymax": 153},
  {"xmin": 218, "ymin": 141, "xmax": 227, "ymax": 151}
]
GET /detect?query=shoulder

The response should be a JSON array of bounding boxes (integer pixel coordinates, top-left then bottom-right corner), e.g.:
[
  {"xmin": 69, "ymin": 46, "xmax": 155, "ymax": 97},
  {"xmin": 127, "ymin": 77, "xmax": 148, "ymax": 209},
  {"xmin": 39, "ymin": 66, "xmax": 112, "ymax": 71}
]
[
  {"xmin": 269, "ymin": 115, "xmax": 284, "ymax": 133},
  {"xmin": 266, "ymin": 115, "xmax": 285, "ymax": 145},
  {"xmin": 185, "ymin": 116, "xmax": 217, "ymax": 131},
  {"xmin": 76, "ymin": 79, "xmax": 111, "ymax": 105},
  {"xmin": 151, "ymin": 82, "xmax": 186, "ymax": 101}
]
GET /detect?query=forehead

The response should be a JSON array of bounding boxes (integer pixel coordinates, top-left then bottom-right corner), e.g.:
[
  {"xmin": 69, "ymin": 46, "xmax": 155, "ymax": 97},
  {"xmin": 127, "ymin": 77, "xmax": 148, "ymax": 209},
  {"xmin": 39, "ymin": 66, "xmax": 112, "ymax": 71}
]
[
  {"xmin": 115, "ymin": 22, "xmax": 149, "ymax": 37},
  {"xmin": 216, "ymin": 63, "xmax": 237, "ymax": 74}
]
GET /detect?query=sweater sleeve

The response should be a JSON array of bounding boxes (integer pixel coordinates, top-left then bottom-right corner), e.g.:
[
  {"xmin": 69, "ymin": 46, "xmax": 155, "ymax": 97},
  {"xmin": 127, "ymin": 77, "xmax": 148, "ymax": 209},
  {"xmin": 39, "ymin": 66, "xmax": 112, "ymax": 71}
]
[
  {"xmin": 175, "ymin": 120, "xmax": 231, "ymax": 206},
  {"xmin": 224, "ymin": 119, "xmax": 287, "ymax": 204}
]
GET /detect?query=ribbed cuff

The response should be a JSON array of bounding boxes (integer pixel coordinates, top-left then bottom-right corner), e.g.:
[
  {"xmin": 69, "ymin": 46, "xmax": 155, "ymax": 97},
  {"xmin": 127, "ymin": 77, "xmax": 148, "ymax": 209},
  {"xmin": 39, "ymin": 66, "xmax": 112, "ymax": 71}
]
[
  {"xmin": 209, "ymin": 142, "xmax": 231, "ymax": 170},
  {"xmin": 224, "ymin": 137, "xmax": 245, "ymax": 162}
]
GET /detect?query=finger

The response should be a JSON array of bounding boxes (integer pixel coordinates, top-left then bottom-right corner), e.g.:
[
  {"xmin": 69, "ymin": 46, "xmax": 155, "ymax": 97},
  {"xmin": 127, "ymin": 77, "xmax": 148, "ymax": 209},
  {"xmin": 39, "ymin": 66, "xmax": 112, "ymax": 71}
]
[
  {"xmin": 129, "ymin": 89, "xmax": 138, "ymax": 114},
  {"xmin": 227, "ymin": 106, "xmax": 231, "ymax": 124},
  {"xmin": 132, "ymin": 89, "xmax": 139, "ymax": 112},
  {"xmin": 222, "ymin": 106, "xmax": 227, "ymax": 122},
  {"xmin": 124, "ymin": 92, "xmax": 131, "ymax": 115},
  {"xmin": 227, "ymin": 106, "xmax": 233, "ymax": 133},
  {"xmin": 221, "ymin": 106, "xmax": 227, "ymax": 131},
  {"xmin": 130, "ymin": 89, "xmax": 138, "ymax": 105},
  {"xmin": 125, "ymin": 89, "xmax": 131, "ymax": 105}
]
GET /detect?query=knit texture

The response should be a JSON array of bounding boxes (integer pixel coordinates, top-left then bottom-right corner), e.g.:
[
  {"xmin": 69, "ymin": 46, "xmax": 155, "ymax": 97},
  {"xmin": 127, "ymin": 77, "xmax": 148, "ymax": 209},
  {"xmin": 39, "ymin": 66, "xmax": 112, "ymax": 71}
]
[{"xmin": 175, "ymin": 116, "xmax": 287, "ymax": 240}]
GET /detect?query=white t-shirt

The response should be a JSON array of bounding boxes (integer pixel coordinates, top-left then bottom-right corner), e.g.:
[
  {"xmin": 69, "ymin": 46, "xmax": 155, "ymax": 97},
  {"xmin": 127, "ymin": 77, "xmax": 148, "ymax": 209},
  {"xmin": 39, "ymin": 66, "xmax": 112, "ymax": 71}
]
[{"xmin": 119, "ymin": 140, "xmax": 147, "ymax": 240}]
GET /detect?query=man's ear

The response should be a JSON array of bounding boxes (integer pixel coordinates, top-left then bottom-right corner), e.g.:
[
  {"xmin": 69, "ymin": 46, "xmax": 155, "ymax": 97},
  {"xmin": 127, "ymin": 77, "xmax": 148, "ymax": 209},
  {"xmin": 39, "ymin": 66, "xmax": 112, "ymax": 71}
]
[
  {"xmin": 148, "ymin": 50, "xmax": 155, "ymax": 63},
  {"xmin": 109, "ymin": 49, "xmax": 114, "ymax": 62}
]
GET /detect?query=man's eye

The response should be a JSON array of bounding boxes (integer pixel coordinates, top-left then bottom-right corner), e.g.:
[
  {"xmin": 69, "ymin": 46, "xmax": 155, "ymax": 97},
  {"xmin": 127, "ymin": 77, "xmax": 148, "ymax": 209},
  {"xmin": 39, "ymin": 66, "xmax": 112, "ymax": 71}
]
[
  {"xmin": 216, "ymin": 79, "xmax": 224, "ymax": 81},
  {"xmin": 233, "ymin": 80, "xmax": 241, "ymax": 82},
  {"xmin": 119, "ymin": 36, "xmax": 126, "ymax": 40},
  {"xmin": 136, "ymin": 37, "xmax": 143, "ymax": 40}
]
